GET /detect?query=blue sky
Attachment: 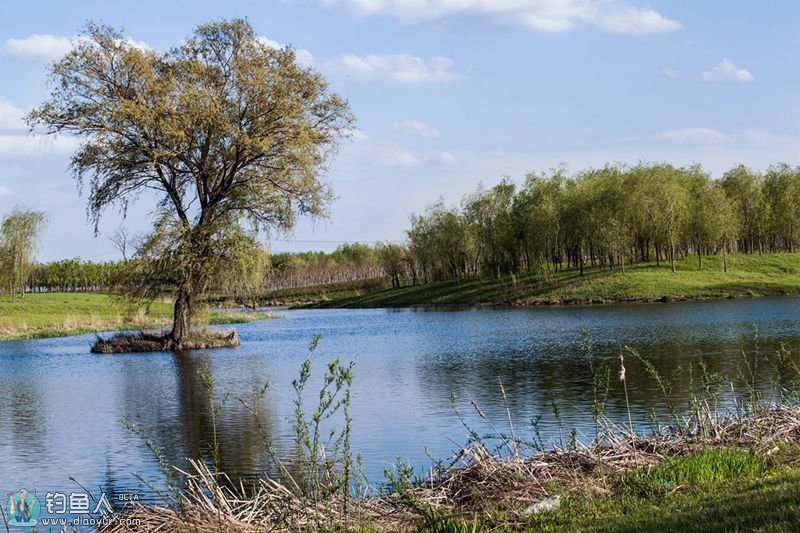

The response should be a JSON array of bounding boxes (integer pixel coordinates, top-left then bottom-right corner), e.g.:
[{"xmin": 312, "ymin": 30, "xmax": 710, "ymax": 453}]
[{"xmin": 0, "ymin": 1, "xmax": 799, "ymax": 261}]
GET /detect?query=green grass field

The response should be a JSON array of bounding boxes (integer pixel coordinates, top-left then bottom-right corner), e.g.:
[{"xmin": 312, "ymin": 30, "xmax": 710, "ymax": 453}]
[
  {"xmin": 0, "ymin": 292, "xmax": 275, "ymax": 341},
  {"xmin": 303, "ymin": 252, "xmax": 800, "ymax": 308}
]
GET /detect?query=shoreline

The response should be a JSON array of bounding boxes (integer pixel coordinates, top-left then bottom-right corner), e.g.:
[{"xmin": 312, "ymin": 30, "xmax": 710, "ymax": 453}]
[
  {"xmin": 1, "ymin": 290, "xmax": 794, "ymax": 342},
  {"xmin": 290, "ymin": 288, "xmax": 795, "ymax": 310},
  {"xmin": 103, "ymin": 405, "xmax": 800, "ymax": 532}
]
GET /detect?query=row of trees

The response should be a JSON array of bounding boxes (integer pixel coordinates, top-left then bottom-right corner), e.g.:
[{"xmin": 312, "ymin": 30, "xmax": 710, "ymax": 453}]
[
  {"xmin": 269, "ymin": 244, "xmax": 384, "ymax": 290},
  {"xmin": 28, "ymin": 259, "xmax": 128, "ymax": 293},
  {"xmin": 403, "ymin": 163, "xmax": 800, "ymax": 284},
  {"xmin": 13, "ymin": 248, "xmax": 383, "ymax": 296},
  {"xmin": 8, "ymin": 160, "xmax": 800, "ymax": 313}
]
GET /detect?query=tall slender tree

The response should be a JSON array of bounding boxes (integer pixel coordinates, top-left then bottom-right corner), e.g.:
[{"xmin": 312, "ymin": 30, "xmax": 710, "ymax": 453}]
[{"xmin": 0, "ymin": 209, "xmax": 47, "ymax": 302}]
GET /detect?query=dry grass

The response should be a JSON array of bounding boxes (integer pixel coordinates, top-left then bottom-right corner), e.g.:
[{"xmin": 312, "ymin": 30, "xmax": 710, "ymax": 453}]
[{"xmin": 100, "ymin": 406, "xmax": 800, "ymax": 532}]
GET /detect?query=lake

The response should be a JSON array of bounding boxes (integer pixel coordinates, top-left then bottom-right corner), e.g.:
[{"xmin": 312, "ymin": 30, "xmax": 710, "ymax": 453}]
[{"xmin": 1, "ymin": 297, "xmax": 799, "ymax": 510}]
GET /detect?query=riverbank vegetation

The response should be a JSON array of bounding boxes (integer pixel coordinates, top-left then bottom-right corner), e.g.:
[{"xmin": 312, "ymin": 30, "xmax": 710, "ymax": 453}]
[
  {"xmin": 394, "ymin": 162, "xmax": 800, "ymax": 284},
  {"xmin": 9, "ymin": 162, "xmax": 800, "ymax": 313},
  {"xmin": 260, "ymin": 162, "xmax": 800, "ymax": 304},
  {"xmin": 303, "ymin": 251, "xmax": 800, "ymax": 307},
  {"xmin": 249, "ymin": 162, "xmax": 800, "ymax": 307},
  {"xmin": 104, "ymin": 335, "xmax": 800, "ymax": 531}
]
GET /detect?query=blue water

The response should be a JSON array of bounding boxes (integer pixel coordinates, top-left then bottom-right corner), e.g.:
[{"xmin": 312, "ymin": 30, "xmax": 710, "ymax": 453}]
[{"xmin": 1, "ymin": 297, "xmax": 798, "ymax": 513}]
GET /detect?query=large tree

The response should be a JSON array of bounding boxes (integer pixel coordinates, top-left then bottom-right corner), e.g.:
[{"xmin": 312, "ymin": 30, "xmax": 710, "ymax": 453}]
[{"xmin": 29, "ymin": 19, "xmax": 353, "ymax": 348}]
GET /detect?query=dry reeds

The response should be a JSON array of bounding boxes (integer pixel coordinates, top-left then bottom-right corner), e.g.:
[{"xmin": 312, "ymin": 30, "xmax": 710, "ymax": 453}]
[{"xmin": 100, "ymin": 405, "xmax": 800, "ymax": 532}]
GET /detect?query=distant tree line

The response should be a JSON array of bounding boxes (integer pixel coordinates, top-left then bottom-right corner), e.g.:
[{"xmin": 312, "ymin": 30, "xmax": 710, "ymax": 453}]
[
  {"xmin": 7, "ymin": 162, "xmax": 800, "ymax": 298},
  {"xmin": 27, "ymin": 259, "xmax": 128, "ymax": 293},
  {"xmin": 400, "ymin": 162, "xmax": 800, "ymax": 284},
  {"xmin": 268, "ymin": 243, "xmax": 385, "ymax": 290}
]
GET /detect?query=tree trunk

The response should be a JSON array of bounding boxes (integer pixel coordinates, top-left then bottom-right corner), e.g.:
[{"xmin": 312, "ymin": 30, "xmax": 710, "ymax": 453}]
[
  {"xmin": 670, "ymin": 235, "xmax": 676, "ymax": 273},
  {"xmin": 723, "ymin": 240, "xmax": 728, "ymax": 273},
  {"xmin": 171, "ymin": 289, "xmax": 193, "ymax": 348}
]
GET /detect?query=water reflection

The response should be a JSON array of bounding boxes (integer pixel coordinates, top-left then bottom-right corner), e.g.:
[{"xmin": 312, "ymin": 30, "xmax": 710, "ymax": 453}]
[
  {"xmin": 0, "ymin": 297, "xmax": 798, "ymax": 503},
  {"xmin": 118, "ymin": 350, "xmax": 281, "ymax": 488}
]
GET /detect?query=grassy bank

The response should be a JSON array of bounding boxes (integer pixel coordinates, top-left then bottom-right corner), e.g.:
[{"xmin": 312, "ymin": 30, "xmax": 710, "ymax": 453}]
[
  {"xmin": 526, "ymin": 447, "xmax": 800, "ymax": 532},
  {"xmin": 411, "ymin": 437, "xmax": 800, "ymax": 532},
  {"xmin": 0, "ymin": 293, "xmax": 277, "ymax": 341},
  {"xmin": 296, "ymin": 252, "xmax": 800, "ymax": 308}
]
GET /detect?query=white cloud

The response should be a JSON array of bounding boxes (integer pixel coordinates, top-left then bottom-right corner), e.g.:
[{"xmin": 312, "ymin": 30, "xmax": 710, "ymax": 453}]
[
  {"xmin": 257, "ymin": 36, "xmax": 314, "ymax": 66},
  {"xmin": 0, "ymin": 99, "xmax": 27, "ymax": 130},
  {"xmin": 0, "ymin": 185, "xmax": 10, "ymax": 197},
  {"xmin": 661, "ymin": 67, "xmax": 681, "ymax": 79},
  {"xmin": 595, "ymin": 6, "xmax": 681, "ymax": 35},
  {"xmin": 430, "ymin": 151, "xmax": 457, "ymax": 165},
  {"xmin": 331, "ymin": 53, "xmax": 458, "ymax": 83},
  {"xmin": 379, "ymin": 150, "xmax": 420, "ymax": 167},
  {"xmin": 393, "ymin": 120, "xmax": 440, "ymax": 138},
  {"xmin": 319, "ymin": 0, "xmax": 680, "ymax": 35},
  {"xmin": 656, "ymin": 128, "xmax": 727, "ymax": 144},
  {"xmin": 334, "ymin": 130, "xmax": 422, "ymax": 169},
  {"xmin": 3, "ymin": 34, "xmax": 73, "ymax": 62},
  {"xmin": 702, "ymin": 59, "xmax": 753, "ymax": 83},
  {"xmin": 0, "ymin": 134, "xmax": 80, "ymax": 158},
  {"xmin": 3, "ymin": 34, "xmax": 151, "ymax": 63}
]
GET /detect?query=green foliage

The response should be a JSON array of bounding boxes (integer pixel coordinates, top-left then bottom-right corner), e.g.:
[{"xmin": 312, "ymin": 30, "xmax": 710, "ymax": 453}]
[
  {"xmin": 616, "ymin": 448, "xmax": 764, "ymax": 498},
  {"xmin": 29, "ymin": 18, "xmax": 354, "ymax": 344},
  {"xmin": 0, "ymin": 208, "xmax": 47, "ymax": 301},
  {"xmin": 290, "ymin": 335, "xmax": 357, "ymax": 503},
  {"xmin": 402, "ymin": 162, "xmax": 800, "ymax": 286},
  {"xmin": 378, "ymin": 242, "xmax": 409, "ymax": 288},
  {"xmin": 29, "ymin": 258, "xmax": 128, "ymax": 292},
  {"xmin": 526, "ymin": 447, "xmax": 800, "ymax": 533}
]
